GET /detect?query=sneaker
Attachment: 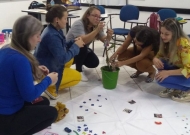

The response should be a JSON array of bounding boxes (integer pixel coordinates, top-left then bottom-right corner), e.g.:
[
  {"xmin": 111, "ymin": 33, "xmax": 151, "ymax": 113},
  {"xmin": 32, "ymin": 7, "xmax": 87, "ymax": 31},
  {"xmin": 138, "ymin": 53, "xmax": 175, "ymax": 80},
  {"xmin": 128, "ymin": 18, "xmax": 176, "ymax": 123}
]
[
  {"xmin": 171, "ymin": 91, "xmax": 190, "ymax": 102},
  {"xmin": 82, "ymin": 66, "xmax": 85, "ymax": 70},
  {"xmin": 159, "ymin": 88, "xmax": 181, "ymax": 98},
  {"xmin": 44, "ymin": 89, "xmax": 59, "ymax": 100},
  {"xmin": 81, "ymin": 72, "xmax": 88, "ymax": 82}
]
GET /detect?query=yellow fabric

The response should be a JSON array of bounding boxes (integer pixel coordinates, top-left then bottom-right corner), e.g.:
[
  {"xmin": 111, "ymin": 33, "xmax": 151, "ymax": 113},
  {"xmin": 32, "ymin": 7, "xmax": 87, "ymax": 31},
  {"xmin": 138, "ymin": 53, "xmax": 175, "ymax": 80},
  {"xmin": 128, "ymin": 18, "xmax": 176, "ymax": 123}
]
[
  {"xmin": 47, "ymin": 59, "xmax": 81, "ymax": 94},
  {"xmin": 156, "ymin": 38, "xmax": 190, "ymax": 78}
]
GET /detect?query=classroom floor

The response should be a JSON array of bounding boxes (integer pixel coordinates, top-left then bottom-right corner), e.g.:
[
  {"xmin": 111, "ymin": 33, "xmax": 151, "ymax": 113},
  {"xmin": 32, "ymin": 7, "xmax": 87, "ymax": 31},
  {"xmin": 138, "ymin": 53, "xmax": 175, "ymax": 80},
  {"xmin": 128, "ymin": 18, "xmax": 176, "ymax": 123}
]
[
  {"xmin": 35, "ymin": 40, "xmax": 190, "ymax": 135},
  {"xmin": 35, "ymin": 7, "xmax": 190, "ymax": 135}
]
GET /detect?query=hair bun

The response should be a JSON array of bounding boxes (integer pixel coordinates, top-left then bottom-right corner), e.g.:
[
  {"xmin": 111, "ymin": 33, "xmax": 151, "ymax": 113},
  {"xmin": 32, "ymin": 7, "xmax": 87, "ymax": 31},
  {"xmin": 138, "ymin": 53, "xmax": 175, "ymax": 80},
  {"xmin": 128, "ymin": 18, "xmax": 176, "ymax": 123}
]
[{"xmin": 46, "ymin": 4, "xmax": 52, "ymax": 11}]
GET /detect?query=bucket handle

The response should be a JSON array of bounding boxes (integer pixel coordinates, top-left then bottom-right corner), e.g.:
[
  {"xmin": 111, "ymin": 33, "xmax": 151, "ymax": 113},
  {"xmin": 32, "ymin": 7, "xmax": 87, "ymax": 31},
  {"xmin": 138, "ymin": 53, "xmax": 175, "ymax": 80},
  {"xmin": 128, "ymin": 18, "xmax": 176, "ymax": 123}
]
[{"xmin": 102, "ymin": 72, "xmax": 114, "ymax": 81}]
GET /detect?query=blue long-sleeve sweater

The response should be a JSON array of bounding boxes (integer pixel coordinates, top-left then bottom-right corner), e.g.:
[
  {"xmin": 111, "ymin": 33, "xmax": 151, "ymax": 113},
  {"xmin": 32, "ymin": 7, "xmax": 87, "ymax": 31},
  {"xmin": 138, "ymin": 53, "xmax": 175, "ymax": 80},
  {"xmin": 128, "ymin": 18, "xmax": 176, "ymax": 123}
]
[{"xmin": 0, "ymin": 48, "xmax": 52, "ymax": 115}]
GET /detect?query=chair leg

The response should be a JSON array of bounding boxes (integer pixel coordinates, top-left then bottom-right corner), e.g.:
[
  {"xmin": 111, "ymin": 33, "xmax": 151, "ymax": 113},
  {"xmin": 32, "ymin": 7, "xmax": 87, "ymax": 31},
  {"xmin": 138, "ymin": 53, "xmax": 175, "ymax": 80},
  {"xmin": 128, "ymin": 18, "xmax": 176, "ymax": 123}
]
[
  {"xmin": 92, "ymin": 41, "xmax": 94, "ymax": 52},
  {"xmin": 69, "ymin": 87, "xmax": 71, "ymax": 99},
  {"xmin": 102, "ymin": 47, "xmax": 106, "ymax": 57},
  {"xmin": 123, "ymin": 35, "xmax": 126, "ymax": 40},
  {"xmin": 114, "ymin": 34, "xmax": 116, "ymax": 52}
]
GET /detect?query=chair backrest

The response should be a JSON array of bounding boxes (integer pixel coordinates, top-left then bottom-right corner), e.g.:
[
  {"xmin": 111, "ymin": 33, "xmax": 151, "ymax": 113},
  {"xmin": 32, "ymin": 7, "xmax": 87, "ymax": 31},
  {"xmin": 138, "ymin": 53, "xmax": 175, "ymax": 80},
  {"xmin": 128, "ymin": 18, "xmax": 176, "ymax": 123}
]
[
  {"xmin": 2, "ymin": 29, "xmax": 12, "ymax": 34},
  {"xmin": 96, "ymin": 5, "xmax": 105, "ymax": 14},
  {"xmin": 157, "ymin": 9, "xmax": 176, "ymax": 21},
  {"xmin": 120, "ymin": 5, "xmax": 139, "ymax": 22}
]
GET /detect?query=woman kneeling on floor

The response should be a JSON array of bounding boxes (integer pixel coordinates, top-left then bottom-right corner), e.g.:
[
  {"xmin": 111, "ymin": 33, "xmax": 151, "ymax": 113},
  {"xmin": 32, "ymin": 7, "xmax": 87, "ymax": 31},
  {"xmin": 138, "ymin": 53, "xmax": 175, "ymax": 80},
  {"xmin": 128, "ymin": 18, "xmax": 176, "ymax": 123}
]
[
  {"xmin": 153, "ymin": 18, "xmax": 190, "ymax": 102},
  {"xmin": 110, "ymin": 25, "xmax": 160, "ymax": 83},
  {"xmin": 34, "ymin": 5, "xmax": 85, "ymax": 99},
  {"xmin": 0, "ymin": 15, "xmax": 58, "ymax": 135}
]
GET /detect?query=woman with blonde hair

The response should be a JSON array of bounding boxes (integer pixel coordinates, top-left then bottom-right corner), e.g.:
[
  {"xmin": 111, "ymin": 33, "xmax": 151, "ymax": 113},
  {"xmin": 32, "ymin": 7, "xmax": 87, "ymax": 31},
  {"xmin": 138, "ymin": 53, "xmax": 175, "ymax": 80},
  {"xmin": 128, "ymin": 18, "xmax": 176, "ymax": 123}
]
[
  {"xmin": 153, "ymin": 18, "xmax": 190, "ymax": 102},
  {"xmin": 0, "ymin": 15, "xmax": 58, "ymax": 135}
]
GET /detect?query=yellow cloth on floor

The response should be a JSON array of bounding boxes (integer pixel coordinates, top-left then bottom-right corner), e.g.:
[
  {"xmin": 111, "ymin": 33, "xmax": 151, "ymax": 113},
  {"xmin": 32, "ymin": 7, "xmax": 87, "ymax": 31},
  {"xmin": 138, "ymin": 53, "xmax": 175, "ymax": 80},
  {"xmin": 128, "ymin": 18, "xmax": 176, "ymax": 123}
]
[{"xmin": 47, "ymin": 59, "xmax": 81, "ymax": 93}]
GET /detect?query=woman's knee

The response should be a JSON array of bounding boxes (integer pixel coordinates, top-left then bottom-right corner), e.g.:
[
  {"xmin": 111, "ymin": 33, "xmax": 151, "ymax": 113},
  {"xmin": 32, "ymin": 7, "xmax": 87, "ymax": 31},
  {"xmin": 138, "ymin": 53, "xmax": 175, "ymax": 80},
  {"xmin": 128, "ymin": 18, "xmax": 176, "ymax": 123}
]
[
  {"xmin": 86, "ymin": 58, "xmax": 99, "ymax": 68},
  {"xmin": 136, "ymin": 59, "xmax": 153, "ymax": 71},
  {"xmin": 93, "ymin": 58, "xmax": 99, "ymax": 67},
  {"xmin": 41, "ymin": 96, "xmax": 50, "ymax": 105},
  {"xmin": 47, "ymin": 106, "xmax": 58, "ymax": 121},
  {"xmin": 79, "ymin": 45, "xmax": 88, "ymax": 53}
]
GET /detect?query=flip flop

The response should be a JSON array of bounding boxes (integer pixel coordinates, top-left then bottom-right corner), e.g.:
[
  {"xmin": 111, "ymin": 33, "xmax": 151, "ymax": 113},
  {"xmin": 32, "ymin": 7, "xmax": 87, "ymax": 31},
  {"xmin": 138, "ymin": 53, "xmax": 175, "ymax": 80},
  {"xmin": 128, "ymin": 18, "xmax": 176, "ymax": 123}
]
[
  {"xmin": 130, "ymin": 73, "xmax": 140, "ymax": 78},
  {"xmin": 145, "ymin": 76, "xmax": 154, "ymax": 83}
]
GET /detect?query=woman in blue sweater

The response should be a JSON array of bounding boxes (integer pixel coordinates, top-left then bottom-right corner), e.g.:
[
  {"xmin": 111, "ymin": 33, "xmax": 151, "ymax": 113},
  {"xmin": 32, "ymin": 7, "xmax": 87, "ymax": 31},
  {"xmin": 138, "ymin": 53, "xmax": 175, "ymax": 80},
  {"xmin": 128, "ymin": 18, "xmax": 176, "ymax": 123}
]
[
  {"xmin": 34, "ymin": 5, "xmax": 84, "ymax": 99},
  {"xmin": 0, "ymin": 15, "xmax": 58, "ymax": 135}
]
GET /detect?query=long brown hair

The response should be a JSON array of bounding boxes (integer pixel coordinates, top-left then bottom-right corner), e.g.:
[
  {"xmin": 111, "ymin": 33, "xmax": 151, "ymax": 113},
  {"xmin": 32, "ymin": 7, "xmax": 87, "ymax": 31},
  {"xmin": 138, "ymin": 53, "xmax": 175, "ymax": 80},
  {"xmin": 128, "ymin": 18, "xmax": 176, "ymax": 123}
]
[
  {"xmin": 160, "ymin": 18, "xmax": 189, "ymax": 63},
  {"xmin": 11, "ymin": 15, "xmax": 43, "ymax": 80},
  {"xmin": 82, "ymin": 6, "xmax": 100, "ymax": 33}
]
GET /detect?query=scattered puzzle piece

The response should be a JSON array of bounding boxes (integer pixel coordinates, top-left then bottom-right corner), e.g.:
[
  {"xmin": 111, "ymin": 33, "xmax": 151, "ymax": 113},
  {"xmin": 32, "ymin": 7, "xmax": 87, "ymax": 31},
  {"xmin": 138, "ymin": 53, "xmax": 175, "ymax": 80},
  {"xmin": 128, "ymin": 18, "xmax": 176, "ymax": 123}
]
[
  {"xmin": 84, "ymin": 127, "xmax": 88, "ymax": 131},
  {"xmin": 155, "ymin": 121, "xmax": 162, "ymax": 125},
  {"xmin": 80, "ymin": 106, "xmax": 83, "ymax": 108},
  {"xmin": 99, "ymin": 105, "xmax": 102, "ymax": 107},
  {"xmin": 64, "ymin": 127, "xmax": 72, "ymax": 133},
  {"xmin": 85, "ymin": 109, "xmax": 88, "ymax": 111},
  {"xmin": 97, "ymin": 99, "xmax": 99, "ymax": 101},
  {"xmin": 82, "ymin": 131, "xmax": 86, "ymax": 135},
  {"xmin": 91, "ymin": 104, "xmax": 94, "ymax": 106},
  {"xmin": 89, "ymin": 130, "xmax": 92, "ymax": 133},
  {"xmin": 84, "ymin": 124, "xmax": 87, "ymax": 127},
  {"xmin": 102, "ymin": 131, "xmax": 106, "ymax": 134},
  {"xmin": 98, "ymin": 95, "xmax": 101, "ymax": 97},
  {"xmin": 89, "ymin": 99, "xmax": 91, "ymax": 101},
  {"xmin": 83, "ymin": 101, "xmax": 86, "ymax": 104}
]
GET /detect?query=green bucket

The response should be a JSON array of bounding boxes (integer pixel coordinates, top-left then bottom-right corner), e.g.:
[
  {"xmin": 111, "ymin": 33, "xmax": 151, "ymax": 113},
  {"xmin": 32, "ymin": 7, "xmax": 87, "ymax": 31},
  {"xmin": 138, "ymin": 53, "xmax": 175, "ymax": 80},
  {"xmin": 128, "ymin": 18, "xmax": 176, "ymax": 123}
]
[{"xmin": 101, "ymin": 66, "xmax": 120, "ymax": 90}]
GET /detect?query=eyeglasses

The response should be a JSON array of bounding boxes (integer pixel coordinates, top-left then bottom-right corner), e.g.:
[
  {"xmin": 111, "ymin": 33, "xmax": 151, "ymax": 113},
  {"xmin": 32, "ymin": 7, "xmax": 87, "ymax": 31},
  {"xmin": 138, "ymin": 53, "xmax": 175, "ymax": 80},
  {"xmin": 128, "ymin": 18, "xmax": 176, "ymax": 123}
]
[{"xmin": 90, "ymin": 14, "xmax": 102, "ymax": 20}]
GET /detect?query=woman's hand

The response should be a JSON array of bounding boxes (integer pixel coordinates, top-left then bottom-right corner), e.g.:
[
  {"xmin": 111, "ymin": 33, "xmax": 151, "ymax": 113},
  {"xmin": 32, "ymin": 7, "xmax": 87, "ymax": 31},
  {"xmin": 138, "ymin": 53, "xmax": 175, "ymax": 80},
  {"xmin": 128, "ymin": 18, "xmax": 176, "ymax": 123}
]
[
  {"xmin": 39, "ymin": 65, "xmax": 49, "ymax": 76},
  {"xmin": 153, "ymin": 57, "xmax": 164, "ymax": 69},
  {"xmin": 47, "ymin": 72, "xmax": 58, "ymax": 85},
  {"xmin": 112, "ymin": 61, "xmax": 125, "ymax": 67},
  {"xmin": 75, "ymin": 37, "xmax": 85, "ymax": 48},
  {"xmin": 96, "ymin": 21, "xmax": 105, "ymax": 31},
  {"xmin": 106, "ymin": 28, "xmax": 114, "ymax": 40},
  {"xmin": 109, "ymin": 53, "xmax": 118, "ymax": 62},
  {"xmin": 155, "ymin": 70, "xmax": 170, "ymax": 82}
]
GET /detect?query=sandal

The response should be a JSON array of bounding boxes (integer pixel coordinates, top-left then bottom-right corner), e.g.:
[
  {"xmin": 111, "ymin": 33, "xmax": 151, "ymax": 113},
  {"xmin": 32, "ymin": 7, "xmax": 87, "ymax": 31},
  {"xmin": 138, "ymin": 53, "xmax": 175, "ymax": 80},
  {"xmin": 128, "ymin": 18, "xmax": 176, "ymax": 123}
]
[
  {"xmin": 145, "ymin": 71, "xmax": 156, "ymax": 83},
  {"xmin": 145, "ymin": 76, "xmax": 154, "ymax": 83},
  {"xmin": 130, "ymin": 71, "xmax": 143, "ymax": 78}
]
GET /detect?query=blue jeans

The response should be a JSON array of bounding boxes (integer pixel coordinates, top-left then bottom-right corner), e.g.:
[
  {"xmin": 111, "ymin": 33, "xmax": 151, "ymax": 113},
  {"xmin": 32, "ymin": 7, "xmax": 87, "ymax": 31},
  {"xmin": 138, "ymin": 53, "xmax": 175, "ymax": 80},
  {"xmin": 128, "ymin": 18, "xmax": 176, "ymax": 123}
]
[{"xmin": 157, "ymin": 59, "xmax": 190, "ymax": 91}]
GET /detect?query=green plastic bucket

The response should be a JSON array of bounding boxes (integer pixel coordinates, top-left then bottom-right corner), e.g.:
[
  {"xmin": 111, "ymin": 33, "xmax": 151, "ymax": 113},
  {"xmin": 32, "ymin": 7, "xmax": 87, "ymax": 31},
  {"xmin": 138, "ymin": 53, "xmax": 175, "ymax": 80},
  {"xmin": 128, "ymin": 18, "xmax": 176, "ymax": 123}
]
[{"xmin": 101, "ymin": 66, "xmax": 120, "ymax": 90}]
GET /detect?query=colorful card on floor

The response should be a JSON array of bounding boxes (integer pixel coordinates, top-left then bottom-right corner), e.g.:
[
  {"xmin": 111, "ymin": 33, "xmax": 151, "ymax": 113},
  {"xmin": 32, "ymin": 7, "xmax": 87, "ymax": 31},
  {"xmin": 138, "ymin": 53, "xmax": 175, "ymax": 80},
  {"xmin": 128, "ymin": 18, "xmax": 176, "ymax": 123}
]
[
  {"xmin": 77, "ymin": 116, "xmax": 84, "ymax": 122},
  {"xmin": 44, "ymin": 131, "xmax": 58, "ymax": 135},
  {"xmin": 31, "ymin": 97, "xmax": 43, "ymax": 104},
  {"xmin": 154, "ymin": 113, "xmax": 162, "ymax": 118},
  {"xmin": 123, "ymin": 108, "xmax": 132, "ymax": 113},
  {"xmin": 128, "ymin": 100, "xmax": 136, "ymax": 104}
]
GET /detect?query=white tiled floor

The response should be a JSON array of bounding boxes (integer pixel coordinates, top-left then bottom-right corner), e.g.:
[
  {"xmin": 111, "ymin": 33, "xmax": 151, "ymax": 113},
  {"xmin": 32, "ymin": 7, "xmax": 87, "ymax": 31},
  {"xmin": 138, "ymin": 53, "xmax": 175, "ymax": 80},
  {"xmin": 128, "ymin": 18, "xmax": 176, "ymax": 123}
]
[{"xmin": 36, "ymin": 7, "xmax": 190, "ymax": 135}]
